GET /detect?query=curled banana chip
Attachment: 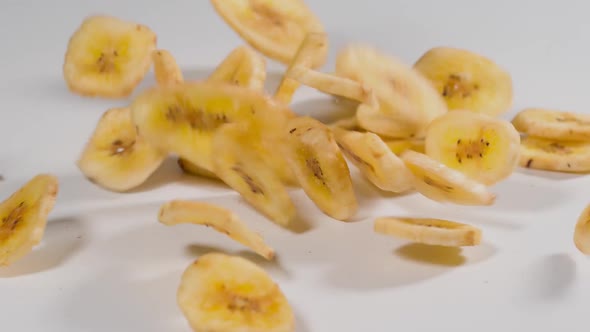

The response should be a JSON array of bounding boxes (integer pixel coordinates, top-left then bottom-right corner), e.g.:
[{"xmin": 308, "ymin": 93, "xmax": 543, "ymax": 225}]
[
  {"xmin": 0, "ymin": 174, "xmax": 59, "ymax": 266},
  {"xmin": 159, "ymin": 200, "xmax": 274, "ymax": 260}
]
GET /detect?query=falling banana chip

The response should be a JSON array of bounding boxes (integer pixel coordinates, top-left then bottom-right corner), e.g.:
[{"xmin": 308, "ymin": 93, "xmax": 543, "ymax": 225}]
[
  {"xmin": 152, "ymin": 49, "xmax": 184, "ymax": 86},
  {"xmin": 335, "ymin": 45, "xmax": 448, "ymax": 138},
  {"xmin": 287, "ymin": 65, "xmax": 375, "ymax": 104},
  {"xmin": 274, "ymin": 32, "xmax": 328, "ymax": 105},
  {"xmin": 512, "ymin": 108, "xmax": 590, "ymax": 141},
  {"xmin": 208, "ymin": 45, "xmax": 267, "ymax": 91},
  {"xmin": 77, "ymin": 107, "xmax": 167, "ymax": 192},
  {"xmin": 211, "ymin": 123, "xmax": 296, "ymax": 227},
  {"xmin": 283, "ymin": 116, "xmax": 358, "ymax": 221},
  {"xmin": 400, "ymin": 150, "xmax": 496, "ymax": 206},
  {"xmin": 374, "ymin": 217, "xmax": 482, "ymax": 247},
  {"xmin": 384, "ymin": 138, "xmax": 425, "ymax": 155},
  {"xmin": 63, "ymin": 15, "xmax": 157, "ymax": 98},
  {"xmin": 425, "ymin": 110, "xmax": 521, "ymax": 185},
  {"xmin": 0, "ymin": 174, "xmax": 59, "ymax": 266},
  {"xmin": 178, "ymin": 252, "xmax": 295, "ymax": 332},
  {"xmin": 519, "ymin": 136, "xmax": 590, "ymax": 173},
  {"xmin": 130, "ymin": 81, "xmax": 291, "ymax": 172},
  {"xmin": 210, "ymin": 0, "xmax": 327, "ymax": 68},
  {"xmin": 574, "ymin": 203, "xmax": 590, "ymax": 255},
  {"xmin": 413, "ymin": 46, "xmax": 513, "ymax": 117},
  {"xmin": 332, "ymin": 127, "xmax": 414, "ymax": 193},
  {"xmin": 158, "ymin": 200, "xmax": 275, "ymax": 260}
]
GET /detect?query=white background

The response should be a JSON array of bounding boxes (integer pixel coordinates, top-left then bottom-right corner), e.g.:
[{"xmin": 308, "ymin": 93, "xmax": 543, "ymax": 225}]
[{"xmin": 1, "ymin": 0, "xmax": 589, "ymax": 331}]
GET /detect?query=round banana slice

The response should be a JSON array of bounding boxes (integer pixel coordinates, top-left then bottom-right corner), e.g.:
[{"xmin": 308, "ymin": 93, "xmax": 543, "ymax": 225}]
[
  {"xmin": 211, "ymin": 123, "xmax": 296, "ymax": 227},
  {"xmin": 159, "ymin": 200, "xmax": 274, "ymax": 260},
  {"xmin": 425, "ymin": 110, "xmax": 521, "ymax": 185},
  {"xmin": 152, "ymin": 49, "xmax": 184, "ymax": 86},
  {"xmin": 178, "ymin": 253, "xmax": 295, "ymax": 332},
  {"xmin": 574, "ymin": 203, "xmax": 590, "ymax": 255},
  {"xmin": 63, "ymin": 15, "xmax": 157, "ymax": 98},
  {"xmin": 77, "ymin": 107, "xmax": 167, "ymax": 192},
  {"xmin": 208, "ymin": 45, "xmax": 267, "ymax": 91},
  {"xmin": 210, "ymin": 0, "xmax": 327, "ymax": 69},
  {"xmin": 374, "ymin": 217, "xmax": 482, "ymax": 247},
  {"xmin": 274, "ymin": 32, "xmax": 328, "ymax": 105},
  {"xmin": 519, "ymin": 136, "xmax": 590, "ymax": 173},
  {"xmin": 332, "ymin": 128, "xmax": 414, "ymax": 193},
  {"xmin": 282, "ymin": 117, "xmax": 358, "ymax": 221},
  {"xmin": 0, "ymin": 174, "xmax": 59, "ymax": 266},
  {"xmin": 413, "ymin": 46, "xmax": 513, "ymax": 117},
  {"xmin": 335, "ymin": 45, "xmax": 448, "ymax": 138},
  {"xmin": 400, "ymin": 150, "xmax": 496, "ymax": 206},
  {"xmin": 512, "ymin": 108, "xmax": 590, "ymax": 141},
  {"xmin": 130, "ymin": 81, "xmax": 291, "ymax": 172}
]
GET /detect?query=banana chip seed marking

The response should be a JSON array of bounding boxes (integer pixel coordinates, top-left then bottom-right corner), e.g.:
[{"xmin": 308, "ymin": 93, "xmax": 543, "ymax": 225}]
[{"xmin": 0, "ymin": 202, "xmax": 25, "ymax": 241}]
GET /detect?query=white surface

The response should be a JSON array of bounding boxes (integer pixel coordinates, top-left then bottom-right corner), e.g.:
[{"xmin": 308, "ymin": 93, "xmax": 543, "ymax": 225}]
[{"xmin": 1, "ymin": 0, "xmax": 589, "ymax": 331}]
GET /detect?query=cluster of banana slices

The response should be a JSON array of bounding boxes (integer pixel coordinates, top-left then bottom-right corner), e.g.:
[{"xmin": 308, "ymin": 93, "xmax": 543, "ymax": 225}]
[{"xmin": 2, "ymin": 0, "xmax": 590, "ymax": 331}]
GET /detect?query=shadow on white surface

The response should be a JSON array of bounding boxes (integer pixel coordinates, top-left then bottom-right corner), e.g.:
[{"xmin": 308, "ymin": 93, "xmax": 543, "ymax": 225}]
[
  {"xmin": 63, "ymin": 268, "xmax": 185, "ymax": 332},
  {"xmin": 263, "ymin": 70, "xmax": 286, "ymax": 94},
  {"xmin": 322, "ymin": 242, "xmax": 497, "ymax": 290},
  {"xmin": 125, "ymin": 157, "xmax": 226, "ymax": 194},
  {"xmin": 0, "ymin": 216, "xmax": 87, "ymax": 278},
  {"xmin": 491, "ymin": 175, "xmax": 574, "ymax": 213},
  {"xmin": 526, "ymin": 253, "xmax": 576, "ymax": 300}
]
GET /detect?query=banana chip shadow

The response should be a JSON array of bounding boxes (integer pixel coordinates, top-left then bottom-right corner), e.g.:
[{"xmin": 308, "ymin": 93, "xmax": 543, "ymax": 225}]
[{"xmin": 0, "ymin": 216, "xmax": 87, "ymax": 278}]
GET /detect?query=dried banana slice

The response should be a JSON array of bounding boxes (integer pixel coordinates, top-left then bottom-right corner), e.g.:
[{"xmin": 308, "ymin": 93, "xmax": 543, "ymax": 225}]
[
  {"xmin": 519, "ymin": 136, "xmax": 590, "ymax": 173},
  {"xmin": 210, "ymin": 0, "xmax": 327, "ymax": 68},
  {"xmin": 177, "ymin": 253, "xmax": 295, "ymax": 332},
  {"xmin": 0, "ymin": 174, "xmax": 59, "ymax": 266},
  {"xmin": 159, "ymin": 200, "xmax": 274, "ymax": 260},
  {"xmin": 512, "ymin": 108, "xmax": 590, "ymax": 141},
  {"xmin": 414, "ymin": 46, "xmax": 513, "ymax": 117},
  {"xmin": 211, "ymin": 123, "xmax": 296, "ymax": 227},
  {"xmin": 152, "ymin": 49, "xmax": 184, "ymax": 86},
  {"xmin": 77, "ymin": 107, "xmax": 167, "ymax": 192},
  {"xmin": 400, "ymin": 150, "xmax": 496, "ymax": 206},
  {"xmin": 283, "ymin": 116, "xmax": 358, "ymax": 220},
  {"xmin": 332, "ymin": 127, "xmax": 413, "ymax": 193},
  {"xmin": 425, "ymin": 110, "xmax": 521, "ymax": 185},
  {"xmin": 574, "ymin": 203, "xmax": 590, "ymax": 255},
  {"xmin": 374, "ymin": 217, "xmax": 482, "ymax": 247},
  {"xmin": 208, "ymin": 45, "xmax": 267, "ymax": 91},
  {"xmin": 63, "ymin": 15, "xmax": 157, "ymax": 98}
]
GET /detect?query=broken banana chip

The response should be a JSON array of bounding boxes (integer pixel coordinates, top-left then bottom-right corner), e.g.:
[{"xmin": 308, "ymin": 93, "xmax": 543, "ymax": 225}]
[
  {"xmin": 177, "ymin": 252, "xmax": 295, "ymax": 332},
  {"xmin": 159, "ymin": 200, "xmax": 274, "ymax": 260},
  {"xmin": 283, "ymin": 116, "xmax": 358, "ymax": 221},
  {"xmin": 414, "ymin": 46, "xmax": 513, "ymax": 117},
  {"xmin": 130, "ymin": 81, "xmax": 291, "ymax": 172},
  {"xmin": 400, "ymin": 150, "xmax": 496, "ymax": 206},
  {"xmin": 211, "ymin": 123, "xmax": 296, "ymax": 227},
  {"xmin": 374, "ymin": 217, "xmax": 482, "ymax": 247},
  {"xmin": 208, "ymin": 45, "xmax": 267, "ymax": 91},
  {"xmin": 335, "ymin": 45, "xmax": 448, "ymax": 138},
  {"xmin": 425, "ymin": 110, "xmax": 521, "ymax": 185},
  {"xmin": 274, "ymin": 32, "xmax": 328, "ymax": 105},
  {"xmin": 519, "ymin": 136, "xmax": 590, "ymax": 173},
  {"xmin": 152, "ymin": 49, "xmax": 184, "ymax": 86},
  {"xmin": 0, "ymin": 174, "xmax": 59, "ymax": 266},
  {"xmin": 512, "ymin": 108, "xmax": 590, "ymax": 141},
  {"xmin": 210, "ymin": 0, "xmax": 327, "ymax": 68},
  {"xmin": 63, "ymin": 15, "xmax": 157, "ymax": 98},
  {"xmin": 77, "ymin": 107, "xmax": 167, "ymax": 192},
  {"xmin": 332, "ymin": 127, "xmax": 414, "ymax": 193},
  {"xmin": 574, "ymin": 203, "xmax": 590, "ymax": 255}
]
